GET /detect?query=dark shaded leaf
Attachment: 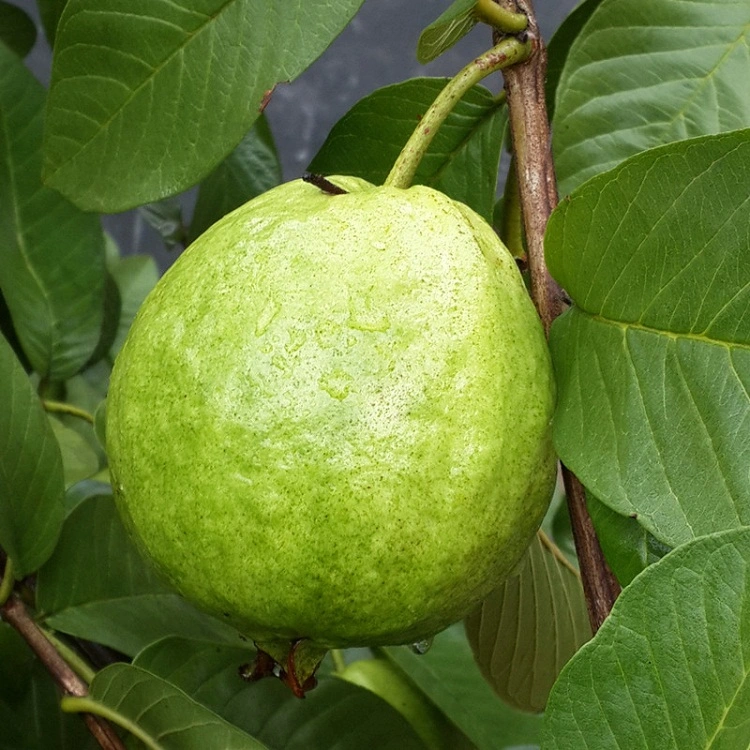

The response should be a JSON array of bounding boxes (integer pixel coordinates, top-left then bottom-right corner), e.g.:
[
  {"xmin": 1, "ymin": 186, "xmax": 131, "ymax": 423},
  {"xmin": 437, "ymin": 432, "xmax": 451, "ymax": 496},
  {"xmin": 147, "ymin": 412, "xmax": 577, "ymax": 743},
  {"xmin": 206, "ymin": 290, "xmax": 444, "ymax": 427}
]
[
  {"xmin": 0, "ymin": 624, "xmax": 97, "ymax": 750},
  {"xmin": 587, "ymin": 494, "xmax": 671, "ymax": 588},
  {"xmin": 37, "ymin": 494, "xmax": 240, "ymax": 656},
  {"xmin": 0, "ymin": 41, "xmax": 105, "ymax": 381},
  {"xmin": 37, "ymin": 0, "xmax": 68, "ymax": 46},
  {"xmin": 135, "ymin": 637, "xmax": 428, "ymax": 750},
  {"xmin": 0, "ymin": 334, "xmax": 65, "ymax": 577},
  {"xmin": 0, "ymin": 3, "xmax": 36, "ymax": 58},
  {"xmin": 189, "ymin": 114, "xmax": 281, "ymax": 242},
  {"xmin": 108, "ymin": 254, "xmax": 159, "ymax": 359},
  {"xmin": 69, "ymin": 663, "xmax": 267, "ymax": 749},
  {"xmin": 385, "ymin": 626, "xmax": 543, "ymax": 749},
  {"xmin": 139, "ymin": 198, "xmax": 188, "ymax": 252}
]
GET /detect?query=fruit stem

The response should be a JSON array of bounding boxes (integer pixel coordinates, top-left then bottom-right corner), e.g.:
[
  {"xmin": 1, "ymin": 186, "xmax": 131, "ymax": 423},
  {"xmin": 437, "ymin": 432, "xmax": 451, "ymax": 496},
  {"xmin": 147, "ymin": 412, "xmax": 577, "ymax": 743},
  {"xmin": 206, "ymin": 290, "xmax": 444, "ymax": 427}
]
[
  {"xmin": 383, "ymin": 36, "xmax": 531, "ymax": 190},
  {"xmin": 492, "ymin": 0, "xmax": 621, "ymax": 631}
]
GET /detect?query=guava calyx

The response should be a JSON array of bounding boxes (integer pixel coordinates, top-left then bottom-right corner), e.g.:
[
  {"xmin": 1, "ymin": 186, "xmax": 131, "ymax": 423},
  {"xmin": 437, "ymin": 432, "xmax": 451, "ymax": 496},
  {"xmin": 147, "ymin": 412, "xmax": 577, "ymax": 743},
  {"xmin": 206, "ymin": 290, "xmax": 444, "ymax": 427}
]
[{"xmin": 239, "ymin": 638, "xmax": 327, "ymax": 697}]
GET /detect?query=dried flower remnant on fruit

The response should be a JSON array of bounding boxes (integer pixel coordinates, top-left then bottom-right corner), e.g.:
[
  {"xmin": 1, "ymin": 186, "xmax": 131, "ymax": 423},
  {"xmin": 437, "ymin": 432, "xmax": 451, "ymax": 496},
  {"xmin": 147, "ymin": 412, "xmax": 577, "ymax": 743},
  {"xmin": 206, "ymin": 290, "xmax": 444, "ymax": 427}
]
[{"xmin": 302, "ymin": 172, "xmax": 348, "ymax": 195}]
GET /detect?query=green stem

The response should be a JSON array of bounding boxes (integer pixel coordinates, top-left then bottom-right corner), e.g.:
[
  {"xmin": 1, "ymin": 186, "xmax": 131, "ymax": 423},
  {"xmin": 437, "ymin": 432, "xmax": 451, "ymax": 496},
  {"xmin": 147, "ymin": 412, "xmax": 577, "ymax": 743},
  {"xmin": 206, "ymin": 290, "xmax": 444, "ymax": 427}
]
[
  {"xmin": 0, "ymin": 557, "xmax": 14, "ymax": 606},
  {"xmin": 474, "ymin": 0, "xmax": 528, "ymax": 33},
  {"xmin": 331, "ymin": 649, "xmax": 347, "ymax": 673},
  {"xmin": 62, "ymin": 696, "xmax": 158, "ymax": 750},
  {"xmin": 43, "ymin": 399, "xmax": 95, "ymax": 424},
  {"xmin": 384, "ymin": 37, "xmax": 531, "ymax": 190},
  {"xmin": 43, "ymin": 629, "xmax": 97, "ymax": 684}
]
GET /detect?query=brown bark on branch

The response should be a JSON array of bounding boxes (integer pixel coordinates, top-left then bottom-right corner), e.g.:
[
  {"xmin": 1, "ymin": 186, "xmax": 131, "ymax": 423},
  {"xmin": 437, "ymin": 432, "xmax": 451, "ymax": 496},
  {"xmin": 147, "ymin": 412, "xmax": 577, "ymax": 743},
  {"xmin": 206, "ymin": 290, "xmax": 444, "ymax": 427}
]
[
  {"xmin": 494, "ymin": 0, "xmax": 621, "ymax": 631},
  {"xmin": 1, "ymin": 595, "xmax": 125, "ymax": 750}
]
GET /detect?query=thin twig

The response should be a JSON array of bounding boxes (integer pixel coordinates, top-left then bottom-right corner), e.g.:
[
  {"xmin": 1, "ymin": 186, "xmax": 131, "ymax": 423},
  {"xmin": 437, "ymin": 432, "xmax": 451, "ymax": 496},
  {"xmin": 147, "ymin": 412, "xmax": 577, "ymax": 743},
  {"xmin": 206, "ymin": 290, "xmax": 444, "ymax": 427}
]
[
  {"xmin": 494, "ymin": 0, "xmax": 621, "ymax": 631},
  {"xmin": 1, "ymin": 595, "xmax": 125, "ymax": 750}
]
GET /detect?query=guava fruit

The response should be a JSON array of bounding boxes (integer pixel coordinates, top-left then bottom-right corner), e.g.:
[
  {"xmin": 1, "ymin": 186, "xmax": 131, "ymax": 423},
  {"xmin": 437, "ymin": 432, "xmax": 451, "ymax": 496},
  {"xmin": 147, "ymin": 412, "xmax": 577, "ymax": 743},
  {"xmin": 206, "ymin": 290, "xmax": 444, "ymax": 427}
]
[{"xmin": 106, "ymin": 175, "xmax": 556, "ymax": 691}]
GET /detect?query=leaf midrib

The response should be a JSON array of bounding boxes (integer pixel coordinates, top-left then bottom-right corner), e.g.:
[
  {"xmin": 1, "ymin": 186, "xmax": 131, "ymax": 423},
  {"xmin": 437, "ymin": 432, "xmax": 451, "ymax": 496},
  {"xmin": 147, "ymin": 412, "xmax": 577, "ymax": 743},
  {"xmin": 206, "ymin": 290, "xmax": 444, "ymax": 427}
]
[
  {"xmin": 45, "ymin": 0, "xmax": 236, "ymax": 180},
  {"xmin": 574, "ymin": 307, "xmax": 750, "ymax": 352}
]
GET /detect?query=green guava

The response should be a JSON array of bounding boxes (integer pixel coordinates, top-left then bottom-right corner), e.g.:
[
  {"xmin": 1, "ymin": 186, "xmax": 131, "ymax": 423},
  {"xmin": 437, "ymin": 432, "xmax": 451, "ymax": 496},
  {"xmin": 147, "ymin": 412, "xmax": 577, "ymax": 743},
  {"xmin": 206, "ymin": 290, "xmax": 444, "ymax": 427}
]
[{"xmin": 106, "ymin": 175, "xmax": 556, "ymax": 688}]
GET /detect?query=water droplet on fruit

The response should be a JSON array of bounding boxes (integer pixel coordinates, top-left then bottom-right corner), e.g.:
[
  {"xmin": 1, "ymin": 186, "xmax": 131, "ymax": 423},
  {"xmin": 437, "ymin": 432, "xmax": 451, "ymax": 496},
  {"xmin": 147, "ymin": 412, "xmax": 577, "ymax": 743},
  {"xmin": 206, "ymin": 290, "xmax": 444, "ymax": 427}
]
[
  {"xmin": 409, "ymin": 638, "xmax": 434, "ymax": 655},
  {"xmin": 319, "ymin": 369, "xmax": 353, "ymax": 400},
  {"xmin": 255, "ymin": 296, "xmax": 280, "ymax": 337},
  {"xmin": 372, "ymin": 240, "xmax": 386, "ymax": 251}
]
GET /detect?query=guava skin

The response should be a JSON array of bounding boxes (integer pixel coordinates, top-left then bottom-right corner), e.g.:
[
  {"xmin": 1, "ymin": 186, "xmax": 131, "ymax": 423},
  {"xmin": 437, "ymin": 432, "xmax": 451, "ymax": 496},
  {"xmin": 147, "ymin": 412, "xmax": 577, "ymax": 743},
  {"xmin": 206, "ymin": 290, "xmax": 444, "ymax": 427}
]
[{"xmin": 106, "ymin": 175, "xmax": 556, "ymax": 650}]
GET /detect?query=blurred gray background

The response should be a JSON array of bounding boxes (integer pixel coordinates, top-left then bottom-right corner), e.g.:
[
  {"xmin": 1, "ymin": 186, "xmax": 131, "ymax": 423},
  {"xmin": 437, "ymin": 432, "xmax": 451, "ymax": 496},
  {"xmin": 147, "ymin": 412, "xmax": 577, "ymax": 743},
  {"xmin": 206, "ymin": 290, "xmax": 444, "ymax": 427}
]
[{"xmin": 16, "ymin": 0, "xmax": 577, "ymax": 262}]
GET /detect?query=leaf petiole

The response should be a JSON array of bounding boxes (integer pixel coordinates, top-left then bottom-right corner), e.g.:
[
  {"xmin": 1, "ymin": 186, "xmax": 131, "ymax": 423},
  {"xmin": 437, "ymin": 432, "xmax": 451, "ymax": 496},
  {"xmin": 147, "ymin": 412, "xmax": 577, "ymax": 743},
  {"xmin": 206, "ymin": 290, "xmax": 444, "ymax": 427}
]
[
  {"xmin": 43, "ymin": 399, "xmax": 95, "ymax": 425},
  {"xmin": 62, "ymin": 695, "xmax": 160, "ymax": 749}
]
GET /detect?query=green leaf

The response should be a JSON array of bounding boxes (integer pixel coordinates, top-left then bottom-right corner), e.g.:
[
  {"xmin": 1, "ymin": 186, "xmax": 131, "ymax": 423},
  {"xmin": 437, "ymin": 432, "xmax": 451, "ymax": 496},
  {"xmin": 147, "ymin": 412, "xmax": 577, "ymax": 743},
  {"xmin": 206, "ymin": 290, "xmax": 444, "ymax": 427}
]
[
  {"xmin": 43, "ymin": 0, "xmax": 366, "ymax": 212},
  {"xmin": 0, "ymin": 624, "xmax": 97, "ymax": 750},
  {"xmin": 189, "ymin": 114, "xmax": 281, "ymax": 242},
  {"xmin": 37, "ymin": 0, "xmax": 68, "ymax": 46},
  {"xmin": 547, "ymin": 130, "xmax": 750, "ymax": 547},
  {"xmin": 417, "ymin": 0, "xmax": 478, "ymax": 64},
  {"xmin": 308, "ymin": 78, "xmax": 506, "ymax": 221},
  {"xmin": 135, "ymin": 637, "xmax": 429, "ymax": 749},
  {"xmin": 0, "ymin": 334, "xmax": 65, "ymax": 577},
  {"xmin": 139, "ymin": 198, "xmax": 188, "ymax": 253},
  {"xmin": 385, "ymin": 626, "xmax": 543, "ymax": 749},
  {"xmin": 108, "ymin": 254, "xmax": 160, "ymax": 359},
  {"xmin": 69, "ymin": 663, "xmax": 267, "ymax": 749},
  {"xmin": 588, "ymin": 494, "xmax": 671, "ymax": 588},
  {"xmin": 0, "ymin": 41, "xmax": 106, "ymax": 381},
  {"xmin": 340, "ymin": 656, "xmax": 466, "ymax": 749},
  {"xmin": 542, "ymin": 527, "xmax": 750, "ymax": 749},
  {"xmin": 545, "ymin": 0, "xmax": 604, "ymax": 119},
  {"xmin": 48, "ymin": 416, "xmax": 100, "ymax": 487},
  {"xmin": 553, "ymin": 0, "xmax": 750, "ymax": 195},
  {"xmin": 37, "ymin": 494, "xmax": 240, "ymax": 656},
  {"xmin": 82, "ymin": 272, "xmax": 122, "ymax": 370},
  {"xmin": 466, "ymin": 532, "xmax": 592, "ymax": 713},
  {"xmin": 0, "ymin": 3, "xmax": 37, "ymax": 58}
]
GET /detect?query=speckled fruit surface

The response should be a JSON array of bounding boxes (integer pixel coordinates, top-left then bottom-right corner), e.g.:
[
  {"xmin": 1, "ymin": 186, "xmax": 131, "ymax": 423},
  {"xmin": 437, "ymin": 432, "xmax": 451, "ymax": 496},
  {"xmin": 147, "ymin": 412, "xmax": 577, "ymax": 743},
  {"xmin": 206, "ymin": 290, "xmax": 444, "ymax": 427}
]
[{"xmin": 106, "ymin": 175, "xmax": 556, "ymax": 649}]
